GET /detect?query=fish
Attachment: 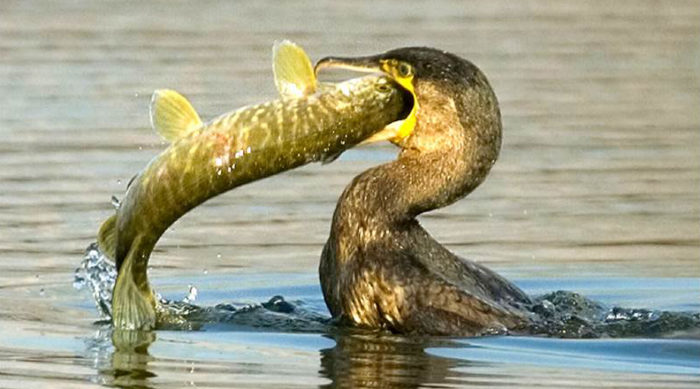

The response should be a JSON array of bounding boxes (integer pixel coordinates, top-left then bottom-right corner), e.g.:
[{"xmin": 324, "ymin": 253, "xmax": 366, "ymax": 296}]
[{"xmin": 97, "ymin": 41, "xmax": 410, "ymax": 330}]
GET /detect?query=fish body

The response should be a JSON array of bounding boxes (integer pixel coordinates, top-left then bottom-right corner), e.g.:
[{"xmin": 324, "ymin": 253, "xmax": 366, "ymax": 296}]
[{"xmin": 100, "ymin": 42, "xmax": 408, "ymax": 329}]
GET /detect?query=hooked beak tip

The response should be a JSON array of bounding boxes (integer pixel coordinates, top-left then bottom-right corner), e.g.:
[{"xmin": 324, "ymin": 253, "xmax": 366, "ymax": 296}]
[
  {"xmin": 313, "ymin": 57, "xmax": 337, "ymax": 76},
  {"xmin": 314, "ymin": 56, "xmax": 383, "ymax": 77}
]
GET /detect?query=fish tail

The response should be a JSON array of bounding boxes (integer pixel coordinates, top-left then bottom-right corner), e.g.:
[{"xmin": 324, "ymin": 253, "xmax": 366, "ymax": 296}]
[
  {"xmin": 97, "ymin": 215, "xmax": 157, "ymax": 329},
  {"xmin": 111, "ymin": 235, "xmax": 157, "ymax": 330}
]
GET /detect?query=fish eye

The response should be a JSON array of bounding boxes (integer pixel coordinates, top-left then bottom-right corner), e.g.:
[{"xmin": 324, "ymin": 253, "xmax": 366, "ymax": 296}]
[
  {"xmin": 397, "ymin": 62, "xmax": 413, "ymax": 78},
  {"xmin": 375, "ymin": 82, "xmax": 392, "ymax": 93}
]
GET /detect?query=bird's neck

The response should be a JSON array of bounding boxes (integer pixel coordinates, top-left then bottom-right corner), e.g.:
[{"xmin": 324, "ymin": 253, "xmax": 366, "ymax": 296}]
[{"xmin": 332, "ymin": 81, "xmax": 502, "ymax": 236}]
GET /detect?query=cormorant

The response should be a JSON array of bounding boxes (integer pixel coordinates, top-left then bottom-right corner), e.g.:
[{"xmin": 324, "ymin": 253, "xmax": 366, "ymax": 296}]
[{"xmin": 315, "ymin": 47, "xmax": 532, "ymax": 336}]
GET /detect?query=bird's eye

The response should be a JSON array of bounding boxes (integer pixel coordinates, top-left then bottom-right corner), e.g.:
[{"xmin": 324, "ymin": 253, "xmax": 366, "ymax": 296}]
[{"xmin": 397, "ymin": 63, "xmax": 413, "ymax": 78}]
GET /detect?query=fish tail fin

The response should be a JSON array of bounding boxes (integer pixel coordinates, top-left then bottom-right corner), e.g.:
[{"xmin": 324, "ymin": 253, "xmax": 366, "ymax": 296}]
[
  {"xmin": 98, "ymin": 214, "xmax": 157, "ymax": 329},
  {"xmin": 272, "ymin": 40, "xmax": 317, "ymax": 98},
  {"xmin": 111, "ymin": 236, "xmax": 157, "ymax": 330},
  {"xmin": 150, "ymin": 89, "xmax": 203, "ymax": 142},
  {"xmin": 97, "ymin": 214, "xmax": 118, "ymax": 260}
]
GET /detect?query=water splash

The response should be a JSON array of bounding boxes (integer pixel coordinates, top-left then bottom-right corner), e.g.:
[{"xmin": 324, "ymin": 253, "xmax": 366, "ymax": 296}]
[
  {"xmin": 74, "ymin": 243, "xmax": 117, "ymax": 318},
  {"xmin": 528, "ymin": 291, "xmax": 700, "ymax": 338},
  {"xmin": 74, "ymin": 243, "xmax": 329, "ymax": 332},
  {"xmin": 182, "ymin": 285, "xmax": 198, "ymax": 303},
  {"xmin": 74, "ymin": 243, "xmax": 699, "ymax": 337}
]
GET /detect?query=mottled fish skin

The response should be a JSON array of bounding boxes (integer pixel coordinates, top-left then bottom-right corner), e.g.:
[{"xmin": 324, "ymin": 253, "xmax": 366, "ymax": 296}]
[{"xmin": 109, "ymin": 75, "xmax": 406, "ymax": 329}]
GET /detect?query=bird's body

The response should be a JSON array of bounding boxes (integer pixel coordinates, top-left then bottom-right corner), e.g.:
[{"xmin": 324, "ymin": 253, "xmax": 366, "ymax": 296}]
[{"xmin": 316, "ymin": 48, "xmax": 531, "ymax": 336}]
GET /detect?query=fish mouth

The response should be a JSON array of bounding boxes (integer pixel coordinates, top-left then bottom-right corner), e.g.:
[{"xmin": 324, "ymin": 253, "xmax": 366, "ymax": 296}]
[{"xmin": 315, "ymin": 55, "xmax": 417, "ymax": 144}]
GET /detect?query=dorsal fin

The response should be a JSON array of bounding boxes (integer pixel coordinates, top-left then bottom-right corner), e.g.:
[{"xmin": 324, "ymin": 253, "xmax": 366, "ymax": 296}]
[
  {"xmin": 149, "ymin": 89, "xmax": 203, "ymax": 142},
  {"xmin": 97, "ymin": 214, "xmax": 117, "ymax": 260},
  {"xmin": 272, "ymin": 40, "xmax": 317, "ymax": 98}
]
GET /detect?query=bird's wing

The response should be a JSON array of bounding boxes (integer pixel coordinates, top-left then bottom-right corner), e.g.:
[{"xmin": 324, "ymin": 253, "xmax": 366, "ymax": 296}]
[
  {"xmin": 405, "ymin": 223, "xmax": 531, "ymax": 306},
  {"xmin": 451, "ymin": 255, "xmax": 532, "ymax": 305},
  {"xmin": 372, "ymin": 252, "xmax": 527, "ymax": 335}
]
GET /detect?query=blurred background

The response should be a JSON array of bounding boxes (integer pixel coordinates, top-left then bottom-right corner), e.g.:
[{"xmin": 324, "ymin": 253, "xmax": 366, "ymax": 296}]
[{"xmin": 0, "ymin": 0, "xmax": 698, "ymax": 387}]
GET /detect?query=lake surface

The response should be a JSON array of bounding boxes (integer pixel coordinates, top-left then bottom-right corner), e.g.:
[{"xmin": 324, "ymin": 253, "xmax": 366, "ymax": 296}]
[{"xmin": 1, "ymin": 0, "xmax": 699, "ymax": 387}]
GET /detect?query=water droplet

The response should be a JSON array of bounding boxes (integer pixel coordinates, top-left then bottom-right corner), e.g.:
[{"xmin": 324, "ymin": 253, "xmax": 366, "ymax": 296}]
[
  {"xmin": 39, "ymin": 288, "xmax": 45, "ymax": 296},
  {"xmin": 111, "ymin": 195, "xmax": 121, "ymax": 210},
  {"xmin": 216, "ymin": 253, "xmax": 222, "ymax": 259},
  {"xmin": 117, "ymin": 179, "xmax": 122, "ymax": 185},
  {"xmin": 72, "ymin": 276, "xmax": 85, "ymax": 290},
  {"xmin": 203, "ymin": 269, "xmax": 208, "ymax": 275},
  {"xmin": 183, "ymin": 285, "xmax": 198, "ymax": 303}
]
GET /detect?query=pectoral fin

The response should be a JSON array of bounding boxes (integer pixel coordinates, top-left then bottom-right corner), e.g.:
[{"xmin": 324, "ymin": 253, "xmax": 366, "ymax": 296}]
[
  {"xmin": 320, "ymin": 150, "xmax": 343, "ymax": 165},
  {"xmin": 272, "ymin": 40, "xmax": 317, "ymax": 98},
  {"xmin": 150, "ymin": 89, "xmax": 203, "ymax": 142},
  {"xmin": 359, "ymin": 121, "xmax": 405, "ymax": 145},
  {"xmin": 323, "ymin": 120, "xmax": 408, "ymax": 164}
]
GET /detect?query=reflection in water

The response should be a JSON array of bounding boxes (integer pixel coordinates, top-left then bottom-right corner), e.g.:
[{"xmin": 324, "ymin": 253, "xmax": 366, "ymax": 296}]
[
  {"xmin": 320, "ymin": 332, "xmax": 463, "ymax": 389},
  {"xmin": 85, "ymin": 322, "xmax": 700, "ymax": 389},
  {"xmin": 86, "ymin": 328, "xmax": 157, "ymax": 389},
  {"xmin": 91, "ymin": 327, "xmax": 468, "ymax": 389},
  {"xmin": 110, "ymin": 330, "xmax": 157, "ymax": 388}
]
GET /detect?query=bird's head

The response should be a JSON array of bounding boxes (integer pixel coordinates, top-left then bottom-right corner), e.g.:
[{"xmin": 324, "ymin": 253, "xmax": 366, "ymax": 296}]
[{"xmin": 315, "ymin": 47, "xmax": 501, "ymax": 152}]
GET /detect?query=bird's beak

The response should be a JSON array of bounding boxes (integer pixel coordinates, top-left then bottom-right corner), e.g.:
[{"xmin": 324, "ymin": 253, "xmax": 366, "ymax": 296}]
[
  {"xmin": 314, "ymin": 55, "xmax": 384, "ymax": 76},
  {"xmin": 315, "ymin": 55, "xmax": 417, "ymax": 145}
]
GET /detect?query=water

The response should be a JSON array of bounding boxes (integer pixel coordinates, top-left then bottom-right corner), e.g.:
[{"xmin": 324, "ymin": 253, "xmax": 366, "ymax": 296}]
[{"xmin": 1, "ymin": 0, "xmax": 699, "ymax": 387}]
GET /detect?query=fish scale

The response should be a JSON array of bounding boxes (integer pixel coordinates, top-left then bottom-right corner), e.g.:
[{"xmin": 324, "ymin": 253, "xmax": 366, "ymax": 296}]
[{"xmin": 101, "ymin": 74, "xmax": 408, "ymax": 330}]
